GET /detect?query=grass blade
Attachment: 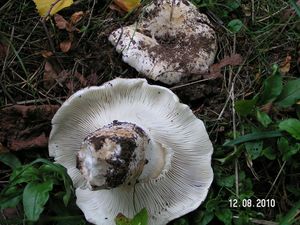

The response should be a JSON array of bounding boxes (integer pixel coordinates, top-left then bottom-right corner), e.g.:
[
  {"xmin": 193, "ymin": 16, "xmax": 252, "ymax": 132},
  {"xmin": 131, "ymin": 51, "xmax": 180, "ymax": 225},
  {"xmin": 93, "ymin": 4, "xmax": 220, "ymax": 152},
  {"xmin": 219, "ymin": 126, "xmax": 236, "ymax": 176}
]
[{"xmin": 223, "ymin": 130, "xmax": 283, "ymax": 147}]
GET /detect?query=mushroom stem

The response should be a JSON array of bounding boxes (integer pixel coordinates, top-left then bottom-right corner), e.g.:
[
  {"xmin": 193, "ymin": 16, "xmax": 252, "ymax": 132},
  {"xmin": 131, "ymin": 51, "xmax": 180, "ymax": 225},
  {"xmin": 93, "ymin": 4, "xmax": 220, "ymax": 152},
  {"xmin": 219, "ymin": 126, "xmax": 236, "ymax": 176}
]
[{"xmin": 76, "ymin": 121, "xmax": 149, "ymax": 190}]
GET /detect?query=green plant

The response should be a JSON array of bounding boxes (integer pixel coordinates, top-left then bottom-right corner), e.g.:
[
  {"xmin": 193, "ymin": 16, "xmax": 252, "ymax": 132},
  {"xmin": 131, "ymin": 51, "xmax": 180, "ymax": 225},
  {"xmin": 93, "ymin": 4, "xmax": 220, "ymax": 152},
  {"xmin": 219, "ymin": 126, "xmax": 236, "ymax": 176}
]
[
  {"xmin": 115, "ymin": 208, "xmax": 148, "ymax": 225},
  {"xmin": 0, "ymin": 155, "xmax": 73, "ymax": 223},
  {"xmin": 225, "ymin": 65, "xmax": 300, "ymax": 161}
]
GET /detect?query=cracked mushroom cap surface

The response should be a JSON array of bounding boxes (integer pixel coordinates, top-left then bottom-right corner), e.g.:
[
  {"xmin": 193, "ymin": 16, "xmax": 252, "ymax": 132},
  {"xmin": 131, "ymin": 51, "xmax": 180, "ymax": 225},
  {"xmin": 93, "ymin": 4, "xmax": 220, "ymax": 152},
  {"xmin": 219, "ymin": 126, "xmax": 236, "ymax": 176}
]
[
  {"xmin": 49, "ymin": 78, "xmax": 213, "ymax": 225},
  {"xmin": 109, "ymin": 0, "xmax": 217, "ymax": 84}
]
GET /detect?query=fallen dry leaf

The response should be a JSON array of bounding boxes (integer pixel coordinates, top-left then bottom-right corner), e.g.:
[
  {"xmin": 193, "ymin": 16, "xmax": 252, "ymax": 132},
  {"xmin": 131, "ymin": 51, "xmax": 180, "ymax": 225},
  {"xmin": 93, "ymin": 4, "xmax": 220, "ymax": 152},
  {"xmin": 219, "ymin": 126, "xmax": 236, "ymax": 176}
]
[
  {"xmin": 54, "ymin": 13, "xmax": 78, "ymax": 32},
  {"xmin": 54, "ymin": 14, "xmax": 68, "ymax": 29},
  {"xmin": 33, "ymin": 0, "xmax": 74, "ymax": 17},
  {"xmin": 113, "ymin": 0, "xmax": 140, "ymax": 12},
  {"xmin": 10, "ymin": 133, "xmax": 48, "ymax": 152},
  {"xmin": 41, "ymin": 50, "xmax": 53, "ymax": 58},
  {"xmin": 208, "ymin": 54, "xmax": 243, "ymax": 78},
  {"xmin": 70, "ymin": 11, "xmax": 84, "ymax": 24},
  {"xmin": 280, "ymin": 55, "xmax": 292, "ymax": 75},
  {"xmin": 60, "ymin": 40, "xmax": 72, "ymax": 53},
  {"xmin": 0, "ymin": 105, "xmax": 59, "ymax": 151},
  {"xmin": 43, "ymin": 61, "xmax": 58, "ymax": 89}
]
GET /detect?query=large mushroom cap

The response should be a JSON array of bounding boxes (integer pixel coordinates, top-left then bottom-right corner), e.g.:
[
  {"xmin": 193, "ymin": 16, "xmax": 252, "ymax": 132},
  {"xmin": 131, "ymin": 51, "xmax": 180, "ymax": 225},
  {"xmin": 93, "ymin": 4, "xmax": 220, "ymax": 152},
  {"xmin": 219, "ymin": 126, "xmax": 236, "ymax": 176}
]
[
  {"xmin": 109, "ymin": 0, "xmax": 217, "ymax": 84},
  {"xmin": 49, "ymin": 78, "xmax": 213, "ymax": 225}
]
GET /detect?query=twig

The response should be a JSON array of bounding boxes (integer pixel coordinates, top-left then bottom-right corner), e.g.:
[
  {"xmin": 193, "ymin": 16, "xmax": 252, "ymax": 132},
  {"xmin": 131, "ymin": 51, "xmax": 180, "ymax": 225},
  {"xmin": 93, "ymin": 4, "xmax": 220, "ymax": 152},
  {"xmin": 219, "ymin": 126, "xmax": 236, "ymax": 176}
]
[
  {"xmin": 233, "ymin": 215, "xmax": 278, "ymax": 225},
  {"xmin": 40, "ymin": 20, "xmax": 56, "ymax": 54},
  {"xmin": 170, "ymin": 77, "xmax": 214, "ymax": 90},
  {"xmin": 229, "ymin": 34, "xmax": 239, "ymax": 198},
  {"xmin": 256, "ymin": 3, "xmax": 289, "ymax": 22},
  {"xmin": 42, "ymin": 0, "xmax": 63, "ymax": 19},
  {"xmin": 265, "ymin": 161, "xmax": 286, "ymax": 199}
]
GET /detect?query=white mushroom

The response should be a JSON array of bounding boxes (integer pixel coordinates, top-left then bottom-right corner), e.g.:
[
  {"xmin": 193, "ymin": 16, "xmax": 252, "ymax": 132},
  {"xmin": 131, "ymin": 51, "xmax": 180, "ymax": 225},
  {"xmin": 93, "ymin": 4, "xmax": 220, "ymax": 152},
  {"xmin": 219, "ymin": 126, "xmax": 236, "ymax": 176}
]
[
  {"xmin": 49, "ymin": 78, "xmax": 213, "ymax": 225},
  {"xmin": 108, "ymin": 0, "xmax": 217, "ymax": 84}
]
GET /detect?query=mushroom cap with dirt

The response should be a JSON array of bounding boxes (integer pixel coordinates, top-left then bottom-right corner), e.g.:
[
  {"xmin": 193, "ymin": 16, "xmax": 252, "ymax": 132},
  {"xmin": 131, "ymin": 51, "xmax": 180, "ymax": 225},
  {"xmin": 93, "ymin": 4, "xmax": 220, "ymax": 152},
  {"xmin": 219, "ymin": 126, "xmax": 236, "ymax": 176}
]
[
  {"xmin": 48, "ymin": 78, "xmax": 214, "ymax": 225},
  {"xmin": 109, "ymin": 0, "xmax": 217, "ymax": 85}
]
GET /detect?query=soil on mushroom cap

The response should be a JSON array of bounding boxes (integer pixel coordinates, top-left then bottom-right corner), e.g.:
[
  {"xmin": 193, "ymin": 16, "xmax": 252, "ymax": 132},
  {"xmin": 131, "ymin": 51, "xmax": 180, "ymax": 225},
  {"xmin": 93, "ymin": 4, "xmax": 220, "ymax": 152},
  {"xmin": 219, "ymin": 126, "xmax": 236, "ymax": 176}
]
[{"xmin": 145, "ymin": 32, "xmax": 216, "ymax": 73}]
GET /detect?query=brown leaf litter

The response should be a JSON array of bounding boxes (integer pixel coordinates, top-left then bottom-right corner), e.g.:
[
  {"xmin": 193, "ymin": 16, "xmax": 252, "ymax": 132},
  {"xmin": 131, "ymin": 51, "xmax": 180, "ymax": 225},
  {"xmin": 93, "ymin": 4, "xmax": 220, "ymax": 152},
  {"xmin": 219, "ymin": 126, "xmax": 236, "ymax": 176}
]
[
  {"xmin": 0, "ymin": 105, "xmax": 59, "ymax": 151},
  {"xmin": 208, "ymin": 53, "xmax": 243, "ymax": 78}
]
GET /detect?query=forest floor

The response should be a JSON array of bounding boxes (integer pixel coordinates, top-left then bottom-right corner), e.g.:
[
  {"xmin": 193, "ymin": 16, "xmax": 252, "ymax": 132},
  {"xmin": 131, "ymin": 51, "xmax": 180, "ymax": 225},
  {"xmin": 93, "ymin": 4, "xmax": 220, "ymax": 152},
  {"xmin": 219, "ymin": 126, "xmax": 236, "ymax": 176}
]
[{"xmin": 0, "ymin": 0, "xmax": 300, "ymax": 225}]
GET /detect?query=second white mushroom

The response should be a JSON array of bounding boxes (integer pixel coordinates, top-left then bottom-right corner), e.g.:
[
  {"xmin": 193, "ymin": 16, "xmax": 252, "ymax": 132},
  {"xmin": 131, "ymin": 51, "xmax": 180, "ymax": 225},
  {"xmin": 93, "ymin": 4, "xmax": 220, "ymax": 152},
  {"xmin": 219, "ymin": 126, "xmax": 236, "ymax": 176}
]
[{"xmin": 109, "ymin": 0, "xmax": 217, "ymax": 84}]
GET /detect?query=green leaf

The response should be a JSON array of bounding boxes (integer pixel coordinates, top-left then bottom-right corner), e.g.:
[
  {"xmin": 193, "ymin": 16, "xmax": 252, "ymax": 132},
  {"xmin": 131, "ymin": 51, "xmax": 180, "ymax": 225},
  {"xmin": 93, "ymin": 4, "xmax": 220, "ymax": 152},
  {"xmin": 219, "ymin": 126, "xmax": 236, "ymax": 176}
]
[
  {"xmin": 197, "ymin": 212, "xmax": 214, "ymax": 225},
  {"xmin": 259, "ymin": 65, "xmax": 282, "ymax": 105},
  {"xmin": 275, "ymin": 78, "xmax": 300, "ymax": 107},
  {"xmin": 132, "ymin": 208, "xmax": 148, "ymax": 225},
  {"xmin": 235, "ymin": 211, "xmax": 249, "ymax": 225},
  {"xmin": 235, "ymin": 99, "xmax": 257, "ymax": 116},
  {"xmin": 284, "ymin": 144, "xmax": 300, "ymax": 161},
  {"xmin": 206, "ymin": 198, "xmax": 219, "ymax": 212},
  {"xmin": 30, "ymin": 159, "xmax": 73, "ymax": 206},
  {"xmin": 23, "ymin": 180, "xmax": 54, "ymax": 221},
  {"xmin": 279, "ymin": 118, "xmax": 300, "ymax": 140},
  {"xmin": 223, "ymin": 130, "xmax": 283, "ymax": 147},
  {"xmin": 227, "ymin": 19, "xmax": 243, "ymax": 33},
  {"xmin": 0, "ymin": 194, "xmax": 22, "ymax": 210},
  {"xmin": 226, "ymin": 0, "xmax": 241, "ymax": 10},
  {"xmin": 0, "ymin": 186, "xmax": 22, "ymax": 210},
  {"xmin": 215, "ymin": 208, "xmax": 232, "ymax": 225},
  {"xmin": 279, "ymin": 200, "xmax": 300, "ymax": 225},
  {"xmin": 0, "ymin": 153, "xmax": 21, "ymax": 169},
  {"xmin": 277, "ymin": 137, "xmax": 289, "ymax": 155},
  {"xmin": 277, "ymin": 137, "xmax": 300, "ymax": 161},
  {"xmin": 216, "ymin": 175, "xmax": 235, "ymax": 188},
  {"xmin": 262, "ymin": 147, "xmax": 276, "ymax": 160},
  {"xmin": 245, "ymin": 140, "xmax": 263, "ymax": 160},
  {"xmin": 10, "ymin": 166, "xmax": 40, "ymax": 185},
  {"xmin": 256, "ymin": 110, "xmax": 272, "ymax": 127}
]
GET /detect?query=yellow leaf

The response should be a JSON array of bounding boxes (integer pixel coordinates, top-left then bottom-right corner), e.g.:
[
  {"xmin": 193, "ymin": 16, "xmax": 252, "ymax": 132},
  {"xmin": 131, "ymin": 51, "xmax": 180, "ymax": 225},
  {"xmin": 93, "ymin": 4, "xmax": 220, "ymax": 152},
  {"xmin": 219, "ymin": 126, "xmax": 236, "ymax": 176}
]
[
  {"xmin": 33, "ymin": 0, "xmax": 74, "ymax": 17},
  {"xmin": 113, "ymin": 0, "xmax": 140, "ymax": 12}
]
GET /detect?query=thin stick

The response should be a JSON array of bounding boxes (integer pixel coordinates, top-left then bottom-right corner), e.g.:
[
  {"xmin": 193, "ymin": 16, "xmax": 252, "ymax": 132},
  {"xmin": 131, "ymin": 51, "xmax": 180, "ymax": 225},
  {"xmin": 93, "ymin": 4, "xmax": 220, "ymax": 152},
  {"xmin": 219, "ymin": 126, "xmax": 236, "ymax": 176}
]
[
  {"xmin": 233, "ymin": 215, "xmax": 278, "ymax": 225},
  {"xmin": 229, "ymin": 34, "xmax": 239, "ymax": 198},
  {"xmin": 41, "ymin": 20, "xmax": 56, "ymax": 54},
  {"xmin": 170, "ymin": 77, "xmax": 213, "ymax": 90},
  {"xmin": 265, "ymin": 161, "xmax": 286, "ymax": 199},
  {"xmin": 42, "ymin": 0, "xmax": 63, "ymax": 19}
]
